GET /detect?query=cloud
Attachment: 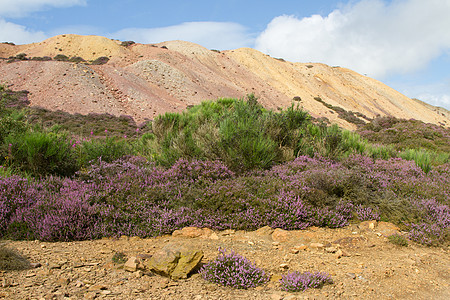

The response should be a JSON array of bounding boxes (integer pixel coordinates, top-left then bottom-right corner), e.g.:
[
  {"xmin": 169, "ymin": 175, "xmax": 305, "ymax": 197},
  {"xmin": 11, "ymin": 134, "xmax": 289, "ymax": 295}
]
[
  {"xmin": 0, "ymin": 0, "xmax": 86, "ymax": 18},
  {"xmin": 112, "ymin": 22, "xmax": 254, "ymax": 50},
  {"xmin": 399, "ymin": 79, "xmax": 450, "ymax": 110},
  {"xmin": 255, "ymin": 0, "xmax": 450, "ymax": 79},
  {"xmin": 0, "ymin": 18, "xmax": 46, "ymax": 44}
]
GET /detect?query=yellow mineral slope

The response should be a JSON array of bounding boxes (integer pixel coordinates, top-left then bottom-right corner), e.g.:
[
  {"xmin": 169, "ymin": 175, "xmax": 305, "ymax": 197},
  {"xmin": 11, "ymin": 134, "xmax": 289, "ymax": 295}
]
[
  {"xmin": 15, "ymin": 34, "xmax": 132, "ymax": 61},
  {"xmin": 225, "ymin": 47, "xmax": 449, "ymax": 129}
]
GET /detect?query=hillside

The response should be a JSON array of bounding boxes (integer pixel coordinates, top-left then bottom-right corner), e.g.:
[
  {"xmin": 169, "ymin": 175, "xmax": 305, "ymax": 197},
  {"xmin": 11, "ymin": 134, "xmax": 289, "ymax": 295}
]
[{"xmin": 1, "ymin": 34, "xmax": 449, "ymax": 129}]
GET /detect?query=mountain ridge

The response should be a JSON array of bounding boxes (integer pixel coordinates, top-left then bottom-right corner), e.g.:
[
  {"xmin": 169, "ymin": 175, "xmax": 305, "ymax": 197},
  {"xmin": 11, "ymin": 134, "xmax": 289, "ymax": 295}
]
[{"xmin": 1, "ymin": 34, "xmax": 448, "ymax": 129}]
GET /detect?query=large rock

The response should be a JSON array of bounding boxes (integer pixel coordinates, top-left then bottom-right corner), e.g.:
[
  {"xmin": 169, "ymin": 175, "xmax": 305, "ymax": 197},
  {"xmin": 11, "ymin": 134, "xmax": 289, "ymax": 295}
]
[
  {"xmin": 172, "ymin": 227, "xmax": 218, "ymax": 240},
  {"xmin": 376, "ymin": 222, "xmax": 400, "ymax": 237},
  {"xmin": 146, "ymin": 244, "xmax": 203, "ymax": 280}
]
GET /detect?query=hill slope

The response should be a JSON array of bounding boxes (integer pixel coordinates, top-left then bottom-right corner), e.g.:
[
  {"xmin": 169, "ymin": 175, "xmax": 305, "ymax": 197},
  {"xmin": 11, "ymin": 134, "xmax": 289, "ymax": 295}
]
[{"xmin": 1, "ymin": 34, "xmax": 449, "ymax": 129}]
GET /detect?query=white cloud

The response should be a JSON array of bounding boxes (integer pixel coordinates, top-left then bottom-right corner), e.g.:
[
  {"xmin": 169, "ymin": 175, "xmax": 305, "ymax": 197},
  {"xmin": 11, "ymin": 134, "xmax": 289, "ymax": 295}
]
[
  {"xmin": 0, "ymin": 18, "xmax": 46, "ymax": 44},
  {"xmin": 112, "ymin": 22, "xmax": 254, "ymax": 50},
  {"xmin": 398, "ymin": 79, "xmax": 450, "ymax": 110},
  {"xmin": 255, "ymin": 0, "xmax": 450, "ymax": 79},
  {"xmin": 0, "ymin": 0, "xmax": 86, "ymax": 18}
]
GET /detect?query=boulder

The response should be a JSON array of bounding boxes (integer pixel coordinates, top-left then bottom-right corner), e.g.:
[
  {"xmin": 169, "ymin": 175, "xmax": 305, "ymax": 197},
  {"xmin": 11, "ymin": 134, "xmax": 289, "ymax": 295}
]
[{"xmin": 146, "ymin": 244, "xmax": 203, "ymax": 279}]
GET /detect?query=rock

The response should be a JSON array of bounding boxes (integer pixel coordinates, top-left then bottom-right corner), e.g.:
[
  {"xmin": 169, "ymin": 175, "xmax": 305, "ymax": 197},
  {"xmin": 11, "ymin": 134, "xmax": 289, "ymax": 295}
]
[
  {"xmin": 358, "ymin": 220, "xmax": 377, "ymax": 231},
  {"xmin": 376, "ymin": 222, "xmax": 400, "ymax": 237},
  {"xmin": 146, "ymin": 244, "xmax": 203, "ymax": 279},
  {"xmin": 84, "ymin": 292, "xmax": 97, "ymax": 299},
  {"xmin": 124, "ymin": 256, "xmax": 142, "ymax": 272},
  {"xmin": 279, "ymin": 263, "xmax": 289, "ymax": 269},
  {"xmin": 272, "ymin": 228, "xmax": 290, "ymax": 242},
  {"xmin": 325, "ymin": 246, "xmax": 338, "ymax": 253},
  {"xmin": 88, "ymin": 284, "xmax": 108, "ymax": 291},
  {"xmin": 172, "ymin": 227, "xmax": 217, "ymax": 239},
  {"xmin": 56, "ymin": 277, "xmax": 69, "ymax": 286},
  {"xmin": 30, "ymin": 262, "xmax": 41, "ymax": 268},
  {"xmin": 219, "ymin": 229, "xmax": 235, "ymax": 236},
  {"xmin": 253, "ymin": 226, "xmax": 275, "ymax": 236},
  {"xmin": 172, "ymin": 227, "xmax": 203, "ymax": 238},
  {"xmin": 290, "ymin": 248, "xmax": 300, "ymax": 254},
  {"xmin": 293, "ymin": 244, "xmax": 308, "ymax": 251},
  {"xmin": 309, "ymin": 242, "xmax": 324, "ymax": 249}
]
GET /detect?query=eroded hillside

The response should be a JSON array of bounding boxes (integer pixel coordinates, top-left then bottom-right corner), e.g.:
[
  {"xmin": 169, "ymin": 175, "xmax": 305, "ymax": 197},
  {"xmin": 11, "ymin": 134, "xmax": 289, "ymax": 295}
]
[{"xmin": 1, "ymin": 34, "xmax": 449, "ymax": 129}]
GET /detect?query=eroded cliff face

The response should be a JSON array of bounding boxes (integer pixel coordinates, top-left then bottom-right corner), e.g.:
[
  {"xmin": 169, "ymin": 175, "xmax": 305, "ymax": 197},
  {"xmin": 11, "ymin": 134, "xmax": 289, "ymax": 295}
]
[{"xmin": 1, "ymin": 34, "xmax": 448, "ymax": 129}]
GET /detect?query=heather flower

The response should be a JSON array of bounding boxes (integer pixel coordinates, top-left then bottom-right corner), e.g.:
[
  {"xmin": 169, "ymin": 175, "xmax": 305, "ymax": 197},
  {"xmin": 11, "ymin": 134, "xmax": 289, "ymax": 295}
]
[
  {"xmin": 356, "ymin": 205, "xmax": 380, "ymax": 221},
  {"xmin": 280, "ymin": 271, "xmax": 333, "ymax": 292},
  {"xmin": 200, "ymin": 248, "xmax": 269, "ymax": 289}
]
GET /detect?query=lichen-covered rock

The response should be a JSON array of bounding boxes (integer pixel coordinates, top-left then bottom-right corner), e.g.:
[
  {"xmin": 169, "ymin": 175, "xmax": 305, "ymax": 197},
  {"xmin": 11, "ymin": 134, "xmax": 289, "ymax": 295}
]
[{"xmin": 146, "ymin": 244, "xmax": 203, "ymax": 279}]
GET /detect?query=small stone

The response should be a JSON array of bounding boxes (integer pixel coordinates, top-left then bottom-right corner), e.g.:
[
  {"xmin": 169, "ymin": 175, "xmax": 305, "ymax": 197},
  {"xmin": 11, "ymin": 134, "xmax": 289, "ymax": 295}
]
[
  {"xmin": 100, "ymin": 248, "xmax": 112, "ymax": 254},
  {"xmin": 209, "ymin": 232, "xmax": 219, "ymax": 240},
  {"xmin": 30, "ymin": 262, "xmax": 42, "ymax": 268},
  {"xmin": 100, "ymin": 290, "xmax": 112, "ymax": 295},
  {"xmin": 346, "ymin": 273, "xmax": 356, "ymax": 279},
  {"xmin": 56, "ymin": 277, "xmax": 69, "ymax": 286},
  {"xmin": 88, "ymin": 284, "xmax": 107, "ymax": 291},
  {"xmin": 219, "ymin": 229, "xmax": 235, "ymax": 236},
  {"xmin": 294, "ymin": 245, "xmax": 308, "ymax": 251},
  {"xmin": 84, "ymin": 292, "xmax": 97, "ymax": 299},
  {"xmin": 325, "ymin": 246, "xmax": 338, "ymax": 253},
  {"xmin": 248, "ymin": 241, "xmax": 255, "ymax": 245},
  {"xmin": 25, "ymin": 272, "xmax": 36, "ymax": 278},
  {"xmin": 272, "ymin": 241, "xmax": 280, "ymax": 246},
  {"xmin": 134, "ymin": 270, "xmax": 144, "ymax": 278},
  {"xmin": 290, "ymin": 248, "xmax": 300, "ymax": 254},
  {"xmin": 280, "ymin": 263, "xmax": 289, "ymax": 269},
  {"xmin": 75, "ymin": 281, "xmax": 85, "ymax": 288},
  {"xmin": 335, "ymin": 249, "xmax": 344, "ymax": 258},
  {"xmin": 309, "ymin": 242, "xmax": 324, "ymax": 249},
  {"xmin": 124, "ymin": 257, "xmax": 141, "ymax": 272}
]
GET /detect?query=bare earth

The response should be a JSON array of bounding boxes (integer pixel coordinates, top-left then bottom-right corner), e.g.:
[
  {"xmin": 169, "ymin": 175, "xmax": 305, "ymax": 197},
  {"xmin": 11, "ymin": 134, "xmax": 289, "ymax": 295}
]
[{"xmin": 1, "ymin": 223, "xmax": 449, "ymax": 300}]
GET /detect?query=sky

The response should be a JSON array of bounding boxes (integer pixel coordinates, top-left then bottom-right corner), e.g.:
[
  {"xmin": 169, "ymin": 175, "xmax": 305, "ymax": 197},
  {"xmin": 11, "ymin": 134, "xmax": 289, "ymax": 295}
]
[{"xmin": 0, "ymin": 0, "xmax": 449, "ymax": 110}]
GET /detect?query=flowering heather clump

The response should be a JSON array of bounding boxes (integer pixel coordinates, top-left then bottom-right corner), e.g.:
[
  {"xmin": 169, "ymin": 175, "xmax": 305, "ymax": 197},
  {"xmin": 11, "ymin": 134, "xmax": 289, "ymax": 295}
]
[
  {"xmin": 280, "ymin": 271, "xmax": 333, "ymax": 292},
  {"xmin": 408, "ymin": 222, "xmax": 448, "ymax": 246},
  {"xmin": 356, "ymin": 205, "xmax": 380, "ymax": 221},
  {"xmin": 200, "ymin": 248, "xmax": 269, "ymax": 289}
]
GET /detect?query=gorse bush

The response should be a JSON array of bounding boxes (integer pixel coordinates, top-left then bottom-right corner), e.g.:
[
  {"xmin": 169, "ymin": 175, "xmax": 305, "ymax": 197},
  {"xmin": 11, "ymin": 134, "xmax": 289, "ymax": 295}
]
[
  {"xmin": 4, "ymin": 129, "xmax": 77, "ymax": 177},
  {"xmin": 154, "ymin": 95, "xmax": 310, "ymax": 172},
  {"xmin": 200, "ymin": 248, "xmax": 269, "ymax": 289}
]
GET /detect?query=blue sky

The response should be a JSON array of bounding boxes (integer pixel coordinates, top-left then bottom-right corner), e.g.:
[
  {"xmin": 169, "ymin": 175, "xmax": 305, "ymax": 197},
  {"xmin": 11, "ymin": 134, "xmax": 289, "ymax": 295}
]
[{"xmin": 1, "ymin": 0, "xmax": 449, "ymax": 110}]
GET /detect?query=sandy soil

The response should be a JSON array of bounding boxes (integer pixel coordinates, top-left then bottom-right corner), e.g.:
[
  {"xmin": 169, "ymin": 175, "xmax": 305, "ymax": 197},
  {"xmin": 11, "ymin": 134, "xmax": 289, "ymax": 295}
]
[{"xmin": 1, "ymin": 223, "xmax": 449, "ymax": 300}]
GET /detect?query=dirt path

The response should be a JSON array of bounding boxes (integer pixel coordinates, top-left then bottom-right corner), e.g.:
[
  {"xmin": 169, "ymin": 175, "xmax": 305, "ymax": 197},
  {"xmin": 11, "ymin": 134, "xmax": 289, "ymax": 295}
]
[{"xmin": 1, "ymin": 223, "xmax": 449, "ymax": 300}]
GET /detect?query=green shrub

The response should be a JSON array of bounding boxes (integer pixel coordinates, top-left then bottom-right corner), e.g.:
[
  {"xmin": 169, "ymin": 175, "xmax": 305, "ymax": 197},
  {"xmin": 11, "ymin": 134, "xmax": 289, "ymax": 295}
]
[
  {"xmin": 53, "ymin": 54, "xmax": 69, "ymax": 61},
  {"xmin": 77, "ymin": 136, "xmax": 133, "ymax": 167},
  {"xmin": 91, "ymin": 56, "xmax": 110, "ymax": 65},
  {"xmin": 4, "ymin": 129, "xmax": 77, "ymax": 177}
]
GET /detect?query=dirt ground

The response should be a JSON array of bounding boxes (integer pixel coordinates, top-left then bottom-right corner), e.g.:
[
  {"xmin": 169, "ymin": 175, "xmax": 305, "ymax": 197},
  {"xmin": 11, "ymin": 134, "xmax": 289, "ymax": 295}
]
[{"xmin": 1, "ymin": 222, "xmax": 449, "ymax": 300}]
